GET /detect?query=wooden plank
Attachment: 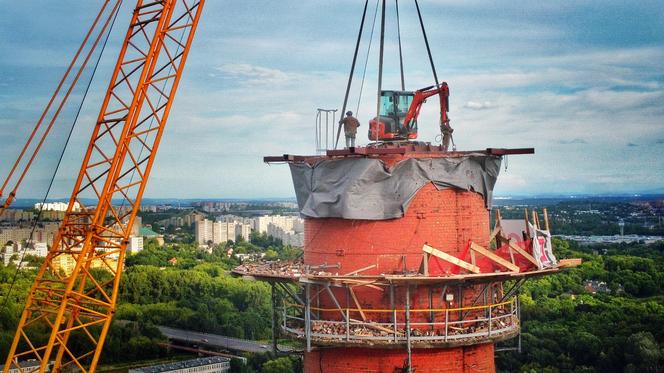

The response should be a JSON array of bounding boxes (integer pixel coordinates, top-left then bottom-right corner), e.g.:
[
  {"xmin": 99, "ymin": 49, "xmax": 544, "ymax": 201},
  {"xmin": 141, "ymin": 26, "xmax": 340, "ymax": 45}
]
[
  {"xmin": 543, "ymin": 208, "xmax": 550, "ymax": 231},
  {"xmin": 495, "ymin": 209, "xmax": 503, "ymax": 247},
  {"xmin": 508, "ymin": 241, "xmax": 538, "ymax": 267},
  {"xmin": 524, "ymin": 208, "xmax": 530, "ymax": 239},
  {"xmin": 348, "ymin": 287, "xmax": 366, "ymax": 321},
  {"xmin": 349, "ymin": 318, "xmax": 400, "ymax": 335},
  {"xmin": 422, "ymin": 253, "xmax": 429, "ymax": 276},
  {"xmin": 469, "ymin": 242, "xmax": 520, "ymax": 272},
  {"xmin": 488, "ymin": 226, "xmax": 501, "ymax": 243},
  {"xmin": 352, "ymin": 283, "xmax": 384, "ymax": 292},
  {"xmin": 324, "ymin": 285, "xmax": 347, "ymax": 321},
  {"xmin": 343, "ymin": 264, "xmax": 376, "ymax": 276},
  {"xmin": 340, "ymin": 279, "xmax": 384, "ymax": 291},
  {"xmin": 557, "ymin": 258, "xmax": 582, "ymax": 268},
  {"xmin": 422, "ymin": 244, "xmax": 480, "ymax": 274}
]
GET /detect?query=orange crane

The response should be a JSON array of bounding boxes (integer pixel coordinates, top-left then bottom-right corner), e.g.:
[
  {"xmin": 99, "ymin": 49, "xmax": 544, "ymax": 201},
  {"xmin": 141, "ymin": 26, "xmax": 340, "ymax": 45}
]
[{"xmin": 2, "ymin": 1, "xmax": 204, "ymax": 372}]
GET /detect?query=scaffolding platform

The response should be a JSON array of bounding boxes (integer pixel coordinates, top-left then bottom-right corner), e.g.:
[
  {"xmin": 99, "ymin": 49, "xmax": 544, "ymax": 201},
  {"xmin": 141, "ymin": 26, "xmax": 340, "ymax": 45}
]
[
  {"xmin": 232, "ymin": 258, "xmax": 576, "ymax": 350},
  {"xmin": 232, "ymin": 260, "xmax": 561, "ymax": 285},
  {"xmin": 281, "ymin": 295, "xmax": 520, "ymax": 348}
]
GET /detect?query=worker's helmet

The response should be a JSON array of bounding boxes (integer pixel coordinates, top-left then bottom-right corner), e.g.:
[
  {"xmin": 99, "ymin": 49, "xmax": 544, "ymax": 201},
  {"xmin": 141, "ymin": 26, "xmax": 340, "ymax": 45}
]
[{"xmin": 346, "ymin": 111, "xmax": 353, "ymax": 116}]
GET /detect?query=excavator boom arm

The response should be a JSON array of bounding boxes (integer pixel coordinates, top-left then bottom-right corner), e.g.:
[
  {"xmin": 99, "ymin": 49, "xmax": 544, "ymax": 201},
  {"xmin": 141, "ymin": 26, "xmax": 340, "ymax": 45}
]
[{"xmin": 403, "ymin": 82, "xmax": 449, "ymax": 130}]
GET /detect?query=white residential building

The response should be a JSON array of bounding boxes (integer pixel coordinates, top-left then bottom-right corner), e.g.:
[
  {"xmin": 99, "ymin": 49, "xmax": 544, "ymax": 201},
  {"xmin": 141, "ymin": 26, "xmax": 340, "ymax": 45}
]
[
  {"xmin": 195, "ymin": 219, "xmax": 252, "ymax": 245},
  {"xmin": 2, "ymin": 241, "xmax": 47, "ymax": 267},
  {"xmin": 253, "ymin": 215, "xmax": 304, "ymax": 247},
  {"xmin": 195, "ymin": 219, "xmax": 214, "ymax": 244},
  {"xmin": 25, "ymin": 241, "xmax": 48, "ymax": 257},
  {"xmin": 34, "ymin": 201, "xmax": 80, "ymax": 212},
  {"xmin": 2, "ymin": 244, "xmax": 15, "ymax": 266},
  {"xmin": 127, "ymin": 236, "xmax": 144, "ymax": 255},
  {"xmin": 212, "ymin": 221, "xmax": 235, "ymax": 243},
  {"xmin": 267, "ymin": 222, "xmax": 304, "ymax": 247},
  {"xmin": 235, "ymin": 223, "xmax": 252, "ymax": 242},
  {"xmin": 0, "ymin": 223, "xmax": 59, "ymax": 247},
  {"xmin": 253, "ymin": 215, "xmax": 300, "ymax": 234},
  {"xmin": 0, "ymin": 209, "xmax": 34, "ymax": 222}
]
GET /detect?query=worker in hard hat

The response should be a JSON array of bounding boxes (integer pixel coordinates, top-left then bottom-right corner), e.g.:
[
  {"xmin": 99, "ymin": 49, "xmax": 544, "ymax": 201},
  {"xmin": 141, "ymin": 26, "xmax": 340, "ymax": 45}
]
[
  {"xmin": 440, "ymin": 119, "xmax": 454, "ymax": 151},
  {"xmin": 339, "ymin": 111, "xmax": 360, "ymax": 148}
]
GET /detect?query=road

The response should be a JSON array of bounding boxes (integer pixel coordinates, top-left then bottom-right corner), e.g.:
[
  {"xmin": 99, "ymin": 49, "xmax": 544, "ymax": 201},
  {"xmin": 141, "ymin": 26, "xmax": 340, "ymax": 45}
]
[{"xmin": 157, "ymin": 325, "xmax": 293, "ymax": 354}]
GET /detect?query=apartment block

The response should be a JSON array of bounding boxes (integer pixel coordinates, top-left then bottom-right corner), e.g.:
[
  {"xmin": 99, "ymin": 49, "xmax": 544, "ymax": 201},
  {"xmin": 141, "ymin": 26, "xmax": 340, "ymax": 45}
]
[
  {"xmin": 254, "ymin": 215, "xmax": 304, "ymax": 247},
  {"xmin": 127, "ymin": 236, "xmax": 144, "ymax": 255},
  {"xmin": 195, "ymin": 219, "xmax": 251, "ymax": 245},
  {"xmin": 0, "ymin": 223, "xmax": 59, "ymax": 247}
]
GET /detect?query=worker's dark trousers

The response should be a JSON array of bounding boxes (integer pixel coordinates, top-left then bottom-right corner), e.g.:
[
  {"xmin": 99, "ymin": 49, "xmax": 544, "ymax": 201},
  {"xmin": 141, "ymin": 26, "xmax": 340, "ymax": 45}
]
[{"xmin": 346, "ymin": 135, "xmax": 356, "ymax": 148}]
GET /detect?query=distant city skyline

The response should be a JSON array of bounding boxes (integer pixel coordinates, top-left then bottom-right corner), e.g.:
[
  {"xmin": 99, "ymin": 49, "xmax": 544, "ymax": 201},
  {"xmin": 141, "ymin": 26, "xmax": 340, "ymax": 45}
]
[
  {"xmin": 1, "ymin": 1, "xmax": 663, "ymax": 200},
  {"xmin": 6, "ymin": 191, "xmax": 664, "ymax": 209}
]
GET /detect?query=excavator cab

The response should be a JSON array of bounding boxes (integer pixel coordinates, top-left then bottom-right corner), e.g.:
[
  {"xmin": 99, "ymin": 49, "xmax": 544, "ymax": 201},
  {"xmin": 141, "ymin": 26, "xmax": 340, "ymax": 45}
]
[{"xmin": 368, "ymin": 90, "xmax": 418, "ymax": 141}]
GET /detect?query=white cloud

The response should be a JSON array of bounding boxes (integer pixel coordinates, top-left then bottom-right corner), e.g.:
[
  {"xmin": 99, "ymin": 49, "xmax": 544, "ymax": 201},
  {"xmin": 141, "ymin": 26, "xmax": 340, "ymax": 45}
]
[
  {"xmin": 558, "ymin": 138, "xmax": 587, "ymax": 145},
  {"xmin": 2, "ymin": 2, "xmax": 664, "ymax": 198},
  {"xmin": 216, "ymin": 64, "xmax": 291, "ymax": 85},
  {"xmin": 463, "ymin": 101, "xmax": 494, "ymax": 110}
]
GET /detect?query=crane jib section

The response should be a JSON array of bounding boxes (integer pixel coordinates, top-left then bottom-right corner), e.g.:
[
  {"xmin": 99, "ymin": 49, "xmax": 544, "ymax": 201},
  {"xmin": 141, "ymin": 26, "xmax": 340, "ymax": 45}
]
[{"xmin": 3, "ymin": 1, "xmax": 205, "ymax": 372}]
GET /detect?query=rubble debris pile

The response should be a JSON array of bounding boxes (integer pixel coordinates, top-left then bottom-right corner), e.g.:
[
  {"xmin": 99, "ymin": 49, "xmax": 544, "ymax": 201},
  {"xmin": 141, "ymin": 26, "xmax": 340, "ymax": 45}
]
[{"xmin": 284, "ymin": 307, "xmax": 517, "ymax": 345}]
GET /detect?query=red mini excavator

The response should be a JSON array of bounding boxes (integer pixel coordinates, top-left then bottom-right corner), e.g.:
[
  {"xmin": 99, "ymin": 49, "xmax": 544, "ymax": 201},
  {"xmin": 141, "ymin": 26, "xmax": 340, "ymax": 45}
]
[{"xmin": 368, "ymin": 82, "xmax": 449, "ymax": 141}]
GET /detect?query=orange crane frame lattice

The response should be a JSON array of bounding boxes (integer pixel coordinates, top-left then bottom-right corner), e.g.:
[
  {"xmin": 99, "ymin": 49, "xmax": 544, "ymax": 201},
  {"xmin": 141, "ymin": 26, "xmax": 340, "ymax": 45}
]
[{"xmin": 3, "ymin": 1, "xmax": 205, "ymax": 372}]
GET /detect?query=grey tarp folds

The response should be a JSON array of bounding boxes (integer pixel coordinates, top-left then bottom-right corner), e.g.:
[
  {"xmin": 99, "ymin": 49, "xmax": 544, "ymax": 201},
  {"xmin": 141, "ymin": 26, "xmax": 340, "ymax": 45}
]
[{"xmin": 289, "ymin": 155, "xmax": 502, "ymax": 220}]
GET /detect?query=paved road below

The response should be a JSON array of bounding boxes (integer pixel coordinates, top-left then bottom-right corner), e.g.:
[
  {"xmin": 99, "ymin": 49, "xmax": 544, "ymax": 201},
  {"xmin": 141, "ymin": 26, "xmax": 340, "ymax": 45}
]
[{"xmin": 157, "ymin": 325, "xmax": 293, "ymax": 354}]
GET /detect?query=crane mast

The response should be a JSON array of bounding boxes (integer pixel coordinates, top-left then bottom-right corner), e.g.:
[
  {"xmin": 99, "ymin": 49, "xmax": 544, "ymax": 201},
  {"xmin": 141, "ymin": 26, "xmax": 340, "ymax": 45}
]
[{"xmin": 3, "ymin": 1, "xmax": 204, "ymax": 372}]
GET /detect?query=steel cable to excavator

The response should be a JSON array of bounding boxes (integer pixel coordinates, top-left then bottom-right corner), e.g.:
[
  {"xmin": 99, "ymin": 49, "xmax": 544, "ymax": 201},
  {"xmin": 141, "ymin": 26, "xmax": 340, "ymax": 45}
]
[
  {"xmin": 334, "ymin": 0, "xmax": 369, "ymax": 149},
  {"xmin": 354, "ymin": 0, "xmax": 380, "ymax": 117}
]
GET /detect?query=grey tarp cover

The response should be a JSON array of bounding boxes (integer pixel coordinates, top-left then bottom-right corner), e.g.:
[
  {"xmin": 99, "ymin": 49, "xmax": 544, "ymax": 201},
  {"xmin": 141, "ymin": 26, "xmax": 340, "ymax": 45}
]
[{"xmin": 289, "ymin": 155, "xmax": 502, "ymax": 220}]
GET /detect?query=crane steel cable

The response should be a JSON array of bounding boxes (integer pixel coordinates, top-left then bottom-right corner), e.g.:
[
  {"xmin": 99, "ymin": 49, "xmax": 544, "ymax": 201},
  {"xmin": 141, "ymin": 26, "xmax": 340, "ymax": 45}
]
[
  {"xmin": 415, "ymin": 0, "xmax": 440, "ymax": 88},
  {"xmin": 355, "ymin": 0, "xmax": 380, "ymax": 116},
  {"xmin": 315, "ymin": 110, "xmax": 321, "ymax": 152},
  {"xmin": 396, "ymin": 0, "xmax": 405, "ymax": 91},
  {"xmin": 375, "ymin": 0, "xmax": 386, "ymax": 122},
  {"xmin": 334, "ymin": 0, "xmax": 369, "ymax": 149},
  {"xmin": 415, "ymin": 0, "xmax": 451, "ymax": 150},
  {"xmin": 0, "ymin": 1, "xmax": 123, "ymax": 309}
]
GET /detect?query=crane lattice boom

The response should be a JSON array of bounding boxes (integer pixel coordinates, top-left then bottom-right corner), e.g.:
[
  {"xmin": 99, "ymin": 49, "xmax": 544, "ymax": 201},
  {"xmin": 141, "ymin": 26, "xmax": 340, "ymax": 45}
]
[{"xmin": 3, "ymin": 1, "xmax": 204, "ymax": 372}]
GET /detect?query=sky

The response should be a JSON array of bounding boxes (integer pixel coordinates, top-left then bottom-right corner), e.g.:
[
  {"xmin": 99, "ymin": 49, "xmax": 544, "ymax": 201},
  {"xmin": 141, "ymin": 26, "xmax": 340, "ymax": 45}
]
[{"xmin": 1, "ymin": 0, "xmax": 663, "ymax": 200}]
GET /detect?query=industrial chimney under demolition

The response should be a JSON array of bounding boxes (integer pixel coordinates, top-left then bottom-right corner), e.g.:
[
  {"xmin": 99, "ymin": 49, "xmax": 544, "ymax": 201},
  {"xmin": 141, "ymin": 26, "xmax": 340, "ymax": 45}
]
[{"xmin": 234, "ymin": 144, "xmax": 575, "ymax": 372}]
